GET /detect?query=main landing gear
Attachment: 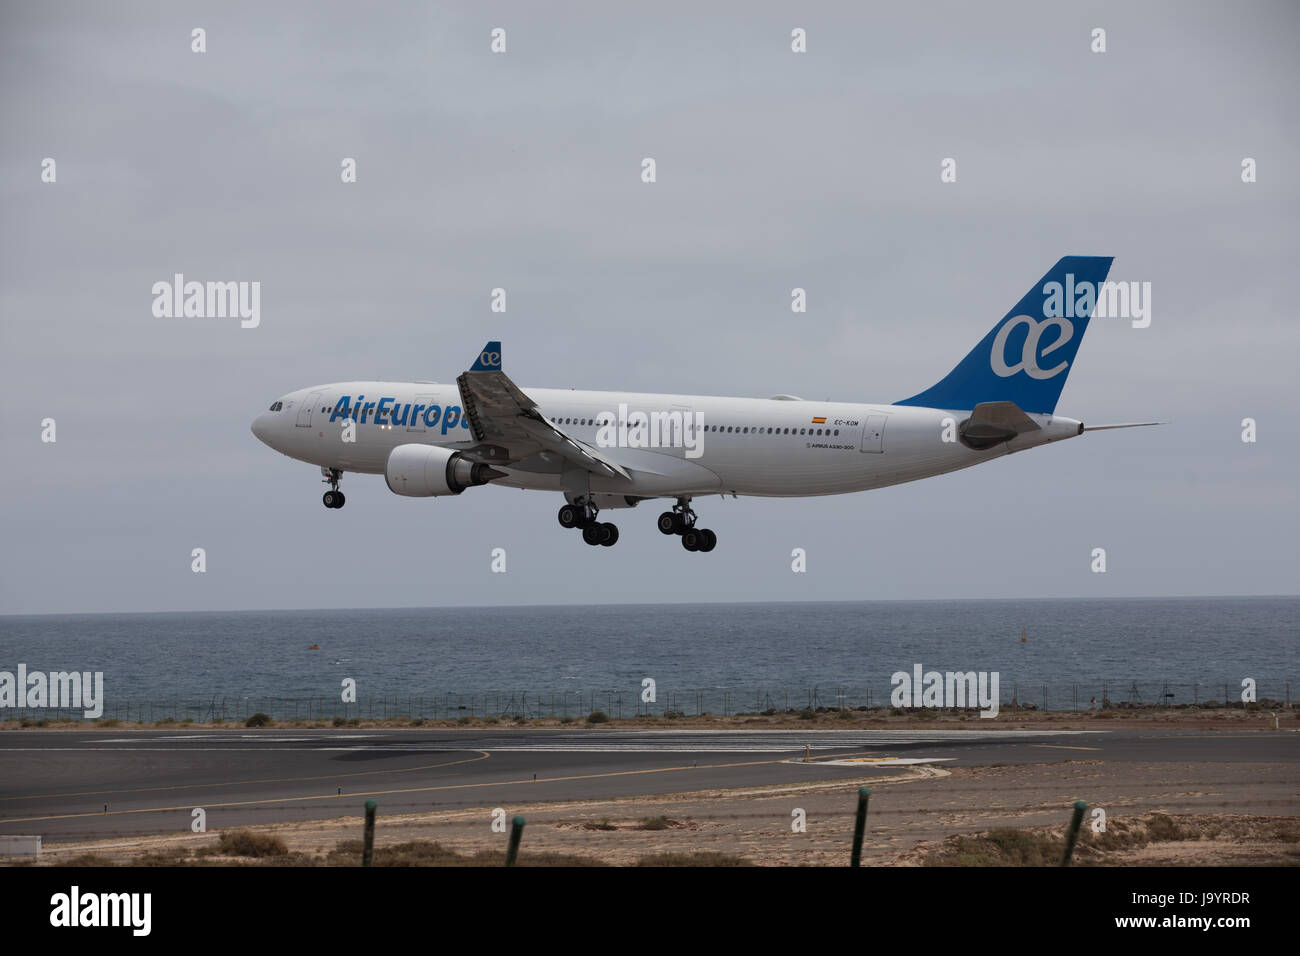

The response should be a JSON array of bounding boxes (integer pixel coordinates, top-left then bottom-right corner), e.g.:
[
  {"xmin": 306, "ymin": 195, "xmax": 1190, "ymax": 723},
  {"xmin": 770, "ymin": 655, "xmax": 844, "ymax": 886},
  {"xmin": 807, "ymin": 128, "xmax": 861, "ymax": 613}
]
[
  {"xmin": 657, "ymin": 498, "xmax": 716, "ymax": 553},
  {"xmin": 557, "ymin": 498, "xmax": 619, "ymax": 547},
  {"xmin": 321, "ymin": 467, "xmax": 346, "ymax": 509}
]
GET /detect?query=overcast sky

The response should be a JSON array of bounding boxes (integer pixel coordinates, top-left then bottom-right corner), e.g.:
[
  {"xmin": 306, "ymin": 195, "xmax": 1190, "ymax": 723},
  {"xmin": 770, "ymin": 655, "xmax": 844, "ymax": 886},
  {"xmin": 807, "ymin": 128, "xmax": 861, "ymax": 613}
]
[{"xmin": 2, "ymin": 1, "xmax": 1297, "ymax": 614}]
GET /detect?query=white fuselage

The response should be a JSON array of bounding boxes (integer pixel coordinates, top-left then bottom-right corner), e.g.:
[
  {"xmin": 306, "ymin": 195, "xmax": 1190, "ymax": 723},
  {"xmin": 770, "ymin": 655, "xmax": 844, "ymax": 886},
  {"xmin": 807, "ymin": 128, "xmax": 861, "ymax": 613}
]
[{"xmin": 250, "ymin": 381, "xmax": 1082, "ymax": 500}]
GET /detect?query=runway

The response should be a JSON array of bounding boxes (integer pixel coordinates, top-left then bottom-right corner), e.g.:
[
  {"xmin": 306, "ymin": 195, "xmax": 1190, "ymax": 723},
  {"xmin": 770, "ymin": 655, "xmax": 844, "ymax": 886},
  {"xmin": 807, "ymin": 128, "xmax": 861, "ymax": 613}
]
[{"xmin": 0, "ymin": 728, "xmax": 1293, "ymax": 844}]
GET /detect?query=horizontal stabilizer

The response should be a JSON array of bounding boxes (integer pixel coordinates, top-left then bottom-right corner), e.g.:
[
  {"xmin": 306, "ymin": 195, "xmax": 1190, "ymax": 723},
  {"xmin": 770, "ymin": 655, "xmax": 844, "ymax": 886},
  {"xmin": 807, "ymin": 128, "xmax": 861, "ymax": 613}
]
[{"xmin": 959, "ymin": 401, "xmax": 1040, "ymax": 450}]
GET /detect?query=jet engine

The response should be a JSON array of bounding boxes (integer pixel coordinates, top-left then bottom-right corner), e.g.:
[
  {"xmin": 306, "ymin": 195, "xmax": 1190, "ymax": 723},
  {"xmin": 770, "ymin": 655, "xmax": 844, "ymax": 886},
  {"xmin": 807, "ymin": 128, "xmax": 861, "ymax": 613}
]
[{"xmin": 384, "ymin": 443, "xmax": 504, "ymax": 497}]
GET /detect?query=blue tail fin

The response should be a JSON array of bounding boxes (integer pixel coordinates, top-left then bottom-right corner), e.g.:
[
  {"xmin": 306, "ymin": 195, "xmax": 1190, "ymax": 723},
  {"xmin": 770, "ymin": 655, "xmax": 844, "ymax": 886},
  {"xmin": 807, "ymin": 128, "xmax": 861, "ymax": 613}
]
[{"xmin": 894, "ymin": 256, "xmax": 1114, "ymax": 414}]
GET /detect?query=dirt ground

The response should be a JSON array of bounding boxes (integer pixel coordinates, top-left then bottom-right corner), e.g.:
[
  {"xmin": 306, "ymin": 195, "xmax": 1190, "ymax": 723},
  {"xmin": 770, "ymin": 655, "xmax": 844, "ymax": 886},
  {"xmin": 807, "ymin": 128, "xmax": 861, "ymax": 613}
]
[
  {"xmin": 3, "ymin": 706, "xmax": 1296, "ymax": 734},
  {"xmin": 26, "ymin": 756, "xmax": 1300, "ymax": 867}
]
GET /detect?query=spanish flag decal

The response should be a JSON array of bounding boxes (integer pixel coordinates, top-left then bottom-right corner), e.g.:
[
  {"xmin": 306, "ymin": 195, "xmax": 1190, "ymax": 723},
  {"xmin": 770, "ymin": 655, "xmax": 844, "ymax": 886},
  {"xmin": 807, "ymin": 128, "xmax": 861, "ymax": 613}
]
[{"xmin": 811, "ymin": 417, "xmax": 826, "ymax": 424}]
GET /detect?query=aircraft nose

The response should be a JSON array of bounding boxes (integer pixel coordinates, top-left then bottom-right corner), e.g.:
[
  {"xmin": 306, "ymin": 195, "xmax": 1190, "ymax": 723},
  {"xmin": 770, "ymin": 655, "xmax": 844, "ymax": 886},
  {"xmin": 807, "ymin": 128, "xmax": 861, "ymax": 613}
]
[{"xmin": 251, "ymin": 413, "xmax": 270, "ymax": 444}]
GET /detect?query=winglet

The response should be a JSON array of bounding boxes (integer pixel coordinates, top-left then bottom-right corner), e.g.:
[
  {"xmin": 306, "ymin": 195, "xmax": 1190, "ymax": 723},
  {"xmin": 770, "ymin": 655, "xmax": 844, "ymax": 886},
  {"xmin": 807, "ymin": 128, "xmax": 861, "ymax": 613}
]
[{"xmin": 469, "ymin": 341, "xmax": 502, "ymax": 372}]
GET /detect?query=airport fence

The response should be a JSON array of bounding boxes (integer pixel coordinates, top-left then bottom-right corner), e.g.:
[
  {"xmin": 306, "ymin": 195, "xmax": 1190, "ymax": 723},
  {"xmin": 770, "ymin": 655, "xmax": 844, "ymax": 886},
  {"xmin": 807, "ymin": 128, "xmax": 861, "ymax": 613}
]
[{"xmin": 4, "ymin": 678, "xmax": 1294, "ymax": 723}]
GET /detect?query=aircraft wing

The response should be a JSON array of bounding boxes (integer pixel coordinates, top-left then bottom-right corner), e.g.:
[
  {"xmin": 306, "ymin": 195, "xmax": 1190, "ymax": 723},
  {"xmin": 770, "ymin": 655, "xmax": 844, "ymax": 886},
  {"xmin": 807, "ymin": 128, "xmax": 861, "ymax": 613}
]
[{"xmin": 456, "ymin": 341, "xmax": 631, "ymax": 481}]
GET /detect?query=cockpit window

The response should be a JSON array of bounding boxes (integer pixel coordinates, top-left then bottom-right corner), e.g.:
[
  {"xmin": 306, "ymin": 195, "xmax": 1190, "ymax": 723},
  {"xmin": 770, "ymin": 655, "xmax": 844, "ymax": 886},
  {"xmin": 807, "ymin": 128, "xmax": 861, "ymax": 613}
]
[{"xmin": 268, "ymin": 401, "xmax": 284, "ymax": 411}]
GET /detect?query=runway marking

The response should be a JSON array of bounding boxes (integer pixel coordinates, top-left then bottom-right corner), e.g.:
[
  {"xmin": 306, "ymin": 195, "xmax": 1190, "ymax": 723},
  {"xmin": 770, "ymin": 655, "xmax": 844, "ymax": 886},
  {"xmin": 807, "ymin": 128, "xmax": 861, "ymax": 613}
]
[
  {"xmin": 798, "ymin": 756, "xmax": 955, "ymax": 767},
  {"xmin": 0, "ymin": 727, "xmax": 1106, "ymax": 755},
  {"xmin": 90, "ymin": 735, "xmax": 381, "ymax": 743},
  {"xmin": 0, "ymin": 751, "xmax": 493, "ymax": 803},
  {"xmin": 0, "ymin": 749, "xmax": 891, "ymax": 825},
  {"xmin": 1149, "ymin": 738, "xmax": 1279, "ymax": 743},
  {"xmin": 1030, "ymin": 744, "xmax": 1102, "ymax": 751}
]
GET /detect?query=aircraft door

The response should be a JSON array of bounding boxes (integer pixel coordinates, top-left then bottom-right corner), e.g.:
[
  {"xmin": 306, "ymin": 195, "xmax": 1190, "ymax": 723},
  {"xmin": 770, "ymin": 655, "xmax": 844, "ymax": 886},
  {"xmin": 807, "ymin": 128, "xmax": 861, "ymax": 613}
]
[
  {"xmin": 296, "ymin": 391, "xmax": 324, "ymax": 427},
  {"xmin": 860, "ymin": 414, "xmax": 888, "ymax": 453}
]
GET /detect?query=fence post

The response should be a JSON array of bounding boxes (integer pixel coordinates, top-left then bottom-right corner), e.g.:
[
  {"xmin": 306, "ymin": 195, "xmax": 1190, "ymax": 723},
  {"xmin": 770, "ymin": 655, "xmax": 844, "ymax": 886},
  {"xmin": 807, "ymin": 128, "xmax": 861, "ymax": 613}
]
[
  {"xmin": 362, "ymin": 800, "xmax": 377, "ymax": 867},
  {"xmin": 506, "ymin": 815, "xmax": 525, "ymax": 866},
  {"xmin": 850, "ymin": 787, "xmax": 871, "ymax": 867},
  {"xmin": 1061, "ymin": 800, "xmax": 1087, "ymax": 866}
]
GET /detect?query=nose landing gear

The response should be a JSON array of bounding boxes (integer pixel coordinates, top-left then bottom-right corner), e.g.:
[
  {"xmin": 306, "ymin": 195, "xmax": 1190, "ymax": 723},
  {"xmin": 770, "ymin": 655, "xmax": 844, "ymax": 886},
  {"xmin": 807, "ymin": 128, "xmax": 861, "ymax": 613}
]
[{"xmin": 322, "ymin": 468, "xmax": 346, "ymax": 509}]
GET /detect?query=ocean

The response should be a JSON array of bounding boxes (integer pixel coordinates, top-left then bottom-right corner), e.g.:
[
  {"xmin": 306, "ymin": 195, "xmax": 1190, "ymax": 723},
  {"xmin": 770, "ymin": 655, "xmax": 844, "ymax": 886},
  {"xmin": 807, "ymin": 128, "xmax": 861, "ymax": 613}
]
[{"xmin": 0, "ymin": 597, "xmax": 1295, "ymax": 719}]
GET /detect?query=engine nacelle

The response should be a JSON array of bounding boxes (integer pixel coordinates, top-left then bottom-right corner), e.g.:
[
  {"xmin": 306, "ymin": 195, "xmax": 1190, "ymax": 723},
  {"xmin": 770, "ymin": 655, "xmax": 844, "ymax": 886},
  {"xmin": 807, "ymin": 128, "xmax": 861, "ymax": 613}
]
[{"xmin": 385, "ymin": 443, "xmax": 502, "ymax": 497}]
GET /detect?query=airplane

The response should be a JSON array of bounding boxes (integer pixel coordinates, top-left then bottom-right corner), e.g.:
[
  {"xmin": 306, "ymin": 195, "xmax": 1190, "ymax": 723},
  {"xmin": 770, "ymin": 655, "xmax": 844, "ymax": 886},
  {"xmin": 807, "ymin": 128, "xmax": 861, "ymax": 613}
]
[{"xmin": 251, "ymin": 256, "xmax": 1159, "ymax": 553}]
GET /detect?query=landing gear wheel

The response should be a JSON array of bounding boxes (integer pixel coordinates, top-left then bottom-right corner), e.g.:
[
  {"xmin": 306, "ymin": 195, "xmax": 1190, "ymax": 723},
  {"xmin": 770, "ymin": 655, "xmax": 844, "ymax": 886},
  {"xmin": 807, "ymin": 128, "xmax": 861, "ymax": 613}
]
[
  {"xmin": 558, "ymin": 504, "xmax": 582, "ymax": 529},
  {"xmin": 321, "ymin": 467, "xmax": 344, "ymax": 508},
  {"xmin": 657, "ymin": 512, "xmax": 678, "ymax": 535},
  {"xmin": 698, "ymin": 528, "xmax": 716, "ymax": 552},
  {"xmin": 599, "ymin": 523, "xmax": 619, "ymax": 547},
  {"xmin": 682, "ymin": 529, "xmax": 702, "ymax": 551},
  {"xmin": 582, "ymin": 524, "xmax": 604, "ymax": 546},
  {"xmin": 334, "ymin": 491, "xmax": 346, "ymax": 509}
]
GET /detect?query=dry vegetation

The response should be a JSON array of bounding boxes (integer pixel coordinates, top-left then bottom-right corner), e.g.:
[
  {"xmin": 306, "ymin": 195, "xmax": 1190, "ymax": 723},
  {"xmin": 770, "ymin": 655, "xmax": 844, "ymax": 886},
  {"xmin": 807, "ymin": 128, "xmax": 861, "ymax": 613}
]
[
  {"xmin": 921, "ymin": 812, "xmax": 1300, "ymax": 866},
  {"xmin": 2, "ymin": 704, "xmax": 1296, "ymax": 733},
  {"xmin": 29, "ymin": 830, "xmax": 750, "ymax": 868}
]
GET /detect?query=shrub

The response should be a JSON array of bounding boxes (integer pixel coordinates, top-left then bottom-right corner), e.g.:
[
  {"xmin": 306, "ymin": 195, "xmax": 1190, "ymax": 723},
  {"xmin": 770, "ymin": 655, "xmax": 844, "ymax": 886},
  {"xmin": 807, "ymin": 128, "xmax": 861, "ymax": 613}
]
[
  {"xmin": 636, "ymin": 852, "xmax": 752, "ymax": 867},
  {"xmin": 586, "ymin": 711, "xmax": 609, "ymax": 724},
  {"xmin": 211, "ymin": 830, "xmax": 288, "ymax": 857},
  {"xmin": 244, "ymin": 712, "xmax": 272, "ymax": 727}
]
